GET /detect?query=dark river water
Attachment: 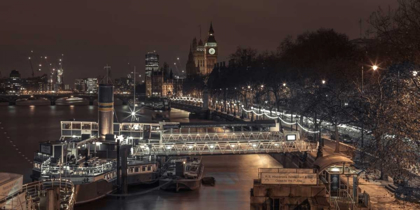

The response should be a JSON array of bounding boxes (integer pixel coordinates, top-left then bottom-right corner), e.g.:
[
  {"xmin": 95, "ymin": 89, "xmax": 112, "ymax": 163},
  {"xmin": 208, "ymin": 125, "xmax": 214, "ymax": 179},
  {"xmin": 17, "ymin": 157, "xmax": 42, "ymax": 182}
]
[{"xmin": 0, "ymin": 105, "xmax": 282, "ymax": 210}]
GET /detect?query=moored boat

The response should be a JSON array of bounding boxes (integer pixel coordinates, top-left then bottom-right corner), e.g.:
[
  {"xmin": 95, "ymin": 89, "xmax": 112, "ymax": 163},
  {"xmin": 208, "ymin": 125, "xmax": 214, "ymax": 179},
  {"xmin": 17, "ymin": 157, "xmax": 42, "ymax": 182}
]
[
  {"xmin": 159, "ymin": 157, "xmax": 204, "ymax": 191},
  {"xmin": 1, "ymin": 172, "xmax": 75, "ymax": 209}
]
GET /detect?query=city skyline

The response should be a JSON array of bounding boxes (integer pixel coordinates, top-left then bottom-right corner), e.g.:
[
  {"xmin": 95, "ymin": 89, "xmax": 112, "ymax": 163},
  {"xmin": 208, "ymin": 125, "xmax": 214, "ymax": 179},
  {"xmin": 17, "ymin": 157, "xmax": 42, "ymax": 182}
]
[{"xmin": 0, "ymin": 0, "xmax": 398, "ymax": 85}]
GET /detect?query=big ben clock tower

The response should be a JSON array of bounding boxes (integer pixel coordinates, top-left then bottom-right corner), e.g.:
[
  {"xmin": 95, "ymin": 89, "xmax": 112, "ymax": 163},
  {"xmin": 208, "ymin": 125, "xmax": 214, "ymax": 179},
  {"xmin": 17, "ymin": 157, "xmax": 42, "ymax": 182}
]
[{"xmin": 204, "ymin": 22, "xmax": 217, "ymax": 75}]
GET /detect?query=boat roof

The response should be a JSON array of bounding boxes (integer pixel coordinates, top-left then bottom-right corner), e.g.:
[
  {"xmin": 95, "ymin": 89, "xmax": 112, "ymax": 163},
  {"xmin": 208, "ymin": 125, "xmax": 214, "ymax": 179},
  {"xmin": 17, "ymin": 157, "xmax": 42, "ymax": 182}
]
[
  {"xmin": 313, "ymin": 155, "xmax": 354, "ymax": 173},
  {"xmin": 0, "ymin": 172, "xmax": 22, "ymax": 186},
  {"xmin": 164, "ymin": 120, "xmax": 276, "ymax": 129}
]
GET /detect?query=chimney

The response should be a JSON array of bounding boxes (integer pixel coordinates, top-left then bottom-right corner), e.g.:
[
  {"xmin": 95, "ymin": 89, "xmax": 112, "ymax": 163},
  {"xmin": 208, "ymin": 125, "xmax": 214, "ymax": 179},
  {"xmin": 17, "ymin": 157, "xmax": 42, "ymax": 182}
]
[{"xmin": 98, "ymin": 84, "xmax": 114, "ymax": 139}]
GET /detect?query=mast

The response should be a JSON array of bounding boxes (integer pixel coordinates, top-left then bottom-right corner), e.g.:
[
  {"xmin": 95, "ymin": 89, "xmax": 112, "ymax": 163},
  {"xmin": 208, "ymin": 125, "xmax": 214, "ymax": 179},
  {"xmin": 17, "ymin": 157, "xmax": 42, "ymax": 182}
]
[
  {"xmin": 103, "ymin": 64, "xmax": 112, "ymax": 84},
  {"xmin": 133, "ymin": 66, "xmax": 136, "ymax": 106},
  {"xmin": 28, "ymin": 56, "xmax": 34, "ymax": 77}
]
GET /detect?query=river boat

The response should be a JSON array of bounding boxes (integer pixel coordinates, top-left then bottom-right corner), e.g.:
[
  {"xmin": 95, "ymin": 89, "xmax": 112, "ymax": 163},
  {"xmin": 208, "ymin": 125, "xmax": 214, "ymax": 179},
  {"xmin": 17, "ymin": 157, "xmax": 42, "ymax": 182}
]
[
  {"xmin": 1, "ymin": 172, "xmax": 75, "ymax": 209},
  {"xmin": 31, "ymin": 120, "xmax": 163, "ymax": 204},
  {"xmin": 159, "ymin": 157, "xmax": 204, "ymax": 191},
  {"xmin": 31, "ymin": 139, "xmax": 117, "ymax": 205}
]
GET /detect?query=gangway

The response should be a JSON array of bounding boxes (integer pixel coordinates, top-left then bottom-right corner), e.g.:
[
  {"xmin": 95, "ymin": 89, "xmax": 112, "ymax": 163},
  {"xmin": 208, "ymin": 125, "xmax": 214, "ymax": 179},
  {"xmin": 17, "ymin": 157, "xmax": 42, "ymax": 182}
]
[
  {"xmin": 133, "ymin": 140, "xmax": 317, "ymax": 156},
  {"xmin": 59, "ymin": 120, "xmax": 318, "ymax": 156},
  {"xmin": 160, "ymin": 131, "xmax": 280, "ymax": 143},
  {"xmin": 134, "ymin": 129, "xmax": 316, "ymax": 156}
]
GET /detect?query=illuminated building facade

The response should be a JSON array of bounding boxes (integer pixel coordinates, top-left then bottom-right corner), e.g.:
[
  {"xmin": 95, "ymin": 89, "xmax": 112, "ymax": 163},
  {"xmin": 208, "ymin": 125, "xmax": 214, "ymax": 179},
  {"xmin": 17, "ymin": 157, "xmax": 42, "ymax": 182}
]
[
  {"xmin": 145, "ymin": 51, "xmax": 159, "ymax": 97},
  {"xmin": 186, "ymin": 23, "xmax": 218, "ymax": 77}
]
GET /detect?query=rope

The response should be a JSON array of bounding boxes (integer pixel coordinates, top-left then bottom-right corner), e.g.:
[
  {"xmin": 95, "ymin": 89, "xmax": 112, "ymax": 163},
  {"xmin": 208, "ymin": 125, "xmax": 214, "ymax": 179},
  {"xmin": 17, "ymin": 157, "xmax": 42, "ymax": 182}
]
[{"xmin": 0, "ymin": 121, "xmax": 33, "ymax": 164}]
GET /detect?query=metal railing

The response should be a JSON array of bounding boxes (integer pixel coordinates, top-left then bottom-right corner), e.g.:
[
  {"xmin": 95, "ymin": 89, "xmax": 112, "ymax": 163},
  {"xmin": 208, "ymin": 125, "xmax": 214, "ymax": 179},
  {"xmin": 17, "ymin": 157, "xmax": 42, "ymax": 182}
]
[
  {"xmin": 161, "ymin": 131, "xmax": 281, "ymax": 143},
  {"xmin": 133, "ymin": 141, "xmax": 318, "ymax": 156},
  {"xmin": 41, "ymin": 161, "xmax": 116, "ymax": 177},
  {"xmin": 0, "ymin": 179, "xmax": 75, "ymax": 210}
]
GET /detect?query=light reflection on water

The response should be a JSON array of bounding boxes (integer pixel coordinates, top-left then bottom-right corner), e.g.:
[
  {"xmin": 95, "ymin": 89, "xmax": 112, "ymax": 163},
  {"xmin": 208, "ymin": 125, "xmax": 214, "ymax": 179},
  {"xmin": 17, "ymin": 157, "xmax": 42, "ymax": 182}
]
[{"xmin": 0, "ymin": 105, "xmax": 282, "ymax": 210}]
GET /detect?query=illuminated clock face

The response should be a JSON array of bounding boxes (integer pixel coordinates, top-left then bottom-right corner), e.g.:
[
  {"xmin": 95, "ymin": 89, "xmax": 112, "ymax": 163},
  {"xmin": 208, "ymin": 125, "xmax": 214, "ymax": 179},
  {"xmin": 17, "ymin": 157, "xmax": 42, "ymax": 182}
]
[{"xmin": 209, "ymin": 48, "xmax": 215, "ymax": 55}]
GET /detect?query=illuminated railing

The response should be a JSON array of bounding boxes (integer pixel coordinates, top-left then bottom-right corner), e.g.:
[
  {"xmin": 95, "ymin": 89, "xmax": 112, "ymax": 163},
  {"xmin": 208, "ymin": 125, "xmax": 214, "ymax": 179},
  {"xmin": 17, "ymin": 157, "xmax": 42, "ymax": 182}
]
[
  {"xmin": 61, "ymin": 121, "xmax": 98, "ymax": 137},
  {"xmin": 41, "ymin": 161, "xmax": 116, "ymax": 177},
  {"xmin": 161, "ymin": 131, "xmax": 281, "ymax": 143},
  {"xmin": 133, "ymin": 140, "xmax": 318, "ymax": 156},
  {"xmin": 0, "ymin": 179, "xmax": 75, "ymax": 210},
  {"xmin": 60, "ymin": 121, "xmax": 160, "ymax": 139}
]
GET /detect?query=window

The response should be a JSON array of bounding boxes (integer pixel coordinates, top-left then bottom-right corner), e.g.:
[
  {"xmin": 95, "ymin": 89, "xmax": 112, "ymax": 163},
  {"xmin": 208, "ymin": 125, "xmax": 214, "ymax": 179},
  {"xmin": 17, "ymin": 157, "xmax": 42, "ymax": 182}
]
[
  {"xmin": 148, "ymin": 166, "xmax": 152, "ymax": 171},
  {"xmin": 82, "ymin": 123, "xmax": 91, "ymax": 130},
  {"xmin": 135, "ymin": 167, "xmax": 139, "ymax": 172},
  {"xmin": 142, "ymin": 166, "xmax": 147, "ymax": 171},
  {"xmin": 72, "ymin": 123, "xmax": 81, "ymax": 129},
  {"xmin": 286, "ymin": 135, "xmax": 296, "ymax": 141},
  {"xmin": 62, "ymin": 123, "xmax": 71, "ymax": 129}
]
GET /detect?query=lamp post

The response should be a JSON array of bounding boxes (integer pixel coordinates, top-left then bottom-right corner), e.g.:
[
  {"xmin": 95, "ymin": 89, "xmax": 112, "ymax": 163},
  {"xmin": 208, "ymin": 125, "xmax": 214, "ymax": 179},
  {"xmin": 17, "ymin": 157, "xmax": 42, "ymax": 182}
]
[
  {"xmin": 317, "ymin": 80, "xmax": 326, "ymax": 158},
  {"xmin": 360, "ymin": 64, "xmax": 378, "ymax": 148}
]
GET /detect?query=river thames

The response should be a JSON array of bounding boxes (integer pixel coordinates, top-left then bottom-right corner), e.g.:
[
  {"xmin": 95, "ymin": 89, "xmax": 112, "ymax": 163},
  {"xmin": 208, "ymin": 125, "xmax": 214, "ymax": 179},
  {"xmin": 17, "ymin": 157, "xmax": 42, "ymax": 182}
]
[{"xmin": 0, "ymin": 105, "xmax": 282, "ymax": 210}]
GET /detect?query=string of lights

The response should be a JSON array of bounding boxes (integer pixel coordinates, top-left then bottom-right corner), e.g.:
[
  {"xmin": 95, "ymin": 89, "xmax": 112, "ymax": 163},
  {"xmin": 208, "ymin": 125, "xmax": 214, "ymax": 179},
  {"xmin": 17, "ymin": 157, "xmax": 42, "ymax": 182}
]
[
  {"xmin": 241, "ymin": 106, "xmax": 318, "ymax": 132},
  {"xmin": 0, "ymin": 122, "xmax": 33, "ymax": 164},
  {"xmin": 172, "ymin": 97, "xmax": 203, "ymax": 103},
  {"xmin": 172, "ymin": 97, "xmax": 319, "ymax": 133}
]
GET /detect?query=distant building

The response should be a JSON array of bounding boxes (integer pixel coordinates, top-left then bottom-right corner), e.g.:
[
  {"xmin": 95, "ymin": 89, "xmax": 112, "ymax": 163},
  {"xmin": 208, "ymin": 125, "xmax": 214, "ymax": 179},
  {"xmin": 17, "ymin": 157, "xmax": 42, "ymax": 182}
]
[
  {"xmin": 151, "ymin": 71, "xmax": 163, "ymax": 96},
  {"xmin": 7, "ymin": 70, "xmax": 22, "ymax": 92},
  {"xmin": 74, "ymin": 79, "xmax": 86, "ymax": 93},
  {"xmin": 186, "ymin": 23, "xmax": 218, "ymax": 77},
  {"xmin": 9, "ymin": 70, "xmax": 21, "ymax": 80},
  {"xmin": 24, "ymin": 74, "xmax": 48, "ymax": 92},
  {"xmin": 86, "ymin": 78, "xmax": 98, "ymax": 93},
  {"xmin": 145, "ymin": 51, "xmax": 159, "ymax": 97},
  {"xmin": 0, "ymin": 70, "xmax": 48, "ymax": 94},
  {"xmin": 115, "ymin": 77, "xmax": 133, "ymax": 93},
  {"xmin": 172, "ymin": 76, "xmax": 183, "ymax": 97}
]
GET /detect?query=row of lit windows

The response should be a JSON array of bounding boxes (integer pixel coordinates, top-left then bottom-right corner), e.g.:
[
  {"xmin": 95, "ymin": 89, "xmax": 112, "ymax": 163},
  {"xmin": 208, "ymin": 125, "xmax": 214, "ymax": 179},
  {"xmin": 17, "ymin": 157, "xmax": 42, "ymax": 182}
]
[{"xmin": 128, "ymin": 165, "xmax": 153, "ymax": 174}]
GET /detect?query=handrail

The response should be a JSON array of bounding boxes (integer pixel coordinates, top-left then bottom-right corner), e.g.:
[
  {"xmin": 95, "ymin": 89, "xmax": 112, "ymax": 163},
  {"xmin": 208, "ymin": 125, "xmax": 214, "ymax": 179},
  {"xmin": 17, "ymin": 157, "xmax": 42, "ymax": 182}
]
[
  {"xmin": 339, "ymin": 189, "xmax": 357, "ymax": 210},
  {"xmin": 134, "ymin": 141, "xmax": 318, "ymax": 156},
  {"xmin": 41, "ymin": 161, "xmax": 116, "ymax": 177},
  {"xmin": 0, "ymin": 179, "xmax": 75, "ymax": 210}
]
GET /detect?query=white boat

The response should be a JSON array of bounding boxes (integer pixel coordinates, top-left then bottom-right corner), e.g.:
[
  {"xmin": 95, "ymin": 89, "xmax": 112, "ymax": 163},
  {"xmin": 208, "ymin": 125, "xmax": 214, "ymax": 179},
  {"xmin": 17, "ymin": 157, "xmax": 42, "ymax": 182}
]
[{"xmin": 56, "ymin": 97, "xmax": 89, "ymax": 105}]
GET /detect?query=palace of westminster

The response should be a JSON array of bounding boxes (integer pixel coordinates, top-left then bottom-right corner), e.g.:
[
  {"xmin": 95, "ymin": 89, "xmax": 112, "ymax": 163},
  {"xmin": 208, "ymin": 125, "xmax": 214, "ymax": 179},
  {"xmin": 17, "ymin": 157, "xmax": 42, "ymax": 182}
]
[{"xmin": 145, "ymin": 23, "xmax": 218, "ymax": 97}]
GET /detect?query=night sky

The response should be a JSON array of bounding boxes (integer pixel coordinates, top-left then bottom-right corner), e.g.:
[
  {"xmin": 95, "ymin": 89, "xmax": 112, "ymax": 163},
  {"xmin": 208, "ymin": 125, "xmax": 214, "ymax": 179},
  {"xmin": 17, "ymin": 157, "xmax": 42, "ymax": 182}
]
[{"xmin": 0, "ymin": 0, "xmax": 398, "ymax": 86}]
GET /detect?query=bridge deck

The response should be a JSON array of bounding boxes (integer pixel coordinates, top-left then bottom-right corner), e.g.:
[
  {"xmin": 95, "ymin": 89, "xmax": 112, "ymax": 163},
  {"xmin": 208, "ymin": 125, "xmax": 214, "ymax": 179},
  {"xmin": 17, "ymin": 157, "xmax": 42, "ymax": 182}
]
[
  {"xmin": 160, "ymin": 131, "xmax": 281, "ymax": 143},
  {"xmin": 133, "ymin": 140, "xmax": 318, "ymax": 156}
]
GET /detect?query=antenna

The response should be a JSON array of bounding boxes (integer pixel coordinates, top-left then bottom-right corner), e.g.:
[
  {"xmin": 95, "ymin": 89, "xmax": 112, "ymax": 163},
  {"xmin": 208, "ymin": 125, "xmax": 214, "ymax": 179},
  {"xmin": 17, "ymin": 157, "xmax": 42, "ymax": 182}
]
[
  {"xmin": 28, "ymin": 52, "xmax": 34, "ymax": 77},
  {"xmin": 199, "ymin": 25, "xmax": 202, "ymax": 40},
  {"xmin": 103, "ymin": 64, "xmax": 113, "ymax": 84}
]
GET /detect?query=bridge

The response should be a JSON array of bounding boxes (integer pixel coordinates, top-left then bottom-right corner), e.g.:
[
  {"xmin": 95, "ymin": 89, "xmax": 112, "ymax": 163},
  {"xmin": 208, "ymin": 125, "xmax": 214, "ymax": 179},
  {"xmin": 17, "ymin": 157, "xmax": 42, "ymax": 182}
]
[
  {"xmin": 60, "ymin": 120, "xmax": 318, "ymax": 156},
  {"xmin": 0, "ymin": 93, "xmax": 134, "ymax": 105}
]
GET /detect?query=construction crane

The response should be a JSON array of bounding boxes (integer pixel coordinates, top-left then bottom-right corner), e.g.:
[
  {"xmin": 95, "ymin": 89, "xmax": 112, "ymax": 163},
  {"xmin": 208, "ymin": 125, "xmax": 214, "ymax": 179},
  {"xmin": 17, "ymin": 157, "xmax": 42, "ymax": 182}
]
[{"xmin": 28, "ymin": 50, "xmax": 34, "ymax": 77}]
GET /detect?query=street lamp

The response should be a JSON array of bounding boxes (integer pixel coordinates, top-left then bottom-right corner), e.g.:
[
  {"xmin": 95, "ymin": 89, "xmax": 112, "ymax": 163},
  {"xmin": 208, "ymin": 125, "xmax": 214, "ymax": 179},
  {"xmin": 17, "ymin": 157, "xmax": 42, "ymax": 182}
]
[
  {"xmin": 372, "ymin": 65, "xmax": 378, "ymax": 71},
  {"xmin": 322, "ymin": 80, "xmax": 326, "ymax": 84},
  {"xmin": 413, "ymin": 71, "xmax": 418, "ymax": 77},
  {"xmin": 283, "ymin": 83, "xmax": 286, "ymax": 87}
]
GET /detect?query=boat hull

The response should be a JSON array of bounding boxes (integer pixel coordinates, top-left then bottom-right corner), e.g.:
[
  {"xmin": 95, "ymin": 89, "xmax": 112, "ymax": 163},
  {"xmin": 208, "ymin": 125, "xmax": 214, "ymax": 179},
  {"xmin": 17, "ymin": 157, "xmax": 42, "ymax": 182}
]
[
  {"xmin": 159, "ymin": 165, "xmax": 204, "ymax": 192},
  {"xmin": 159, "ymin": 178, "xmax": 201, "ymax": 191},
  {"xmin": 74, "ymin": 180, "xmax": 114, "ymax": 205},
  {"xmin": 127, "ymin": 172, "xmax": 159, "ymax": 185}
]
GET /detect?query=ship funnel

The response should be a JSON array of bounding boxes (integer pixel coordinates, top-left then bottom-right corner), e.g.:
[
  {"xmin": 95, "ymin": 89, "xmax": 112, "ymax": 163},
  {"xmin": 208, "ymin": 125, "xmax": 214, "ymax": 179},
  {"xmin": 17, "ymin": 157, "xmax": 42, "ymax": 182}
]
[{"xmin": 98, "ymin": 84, "xmax": 114, "ymax": 139}]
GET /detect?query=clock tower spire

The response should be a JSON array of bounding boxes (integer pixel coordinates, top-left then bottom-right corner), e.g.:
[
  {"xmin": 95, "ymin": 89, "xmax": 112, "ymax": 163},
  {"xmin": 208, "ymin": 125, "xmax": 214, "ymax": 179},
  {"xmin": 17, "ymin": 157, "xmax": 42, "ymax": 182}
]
[{"xmin": 205, "ymin": 22, "xmax": 218, "ymax": 75}]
